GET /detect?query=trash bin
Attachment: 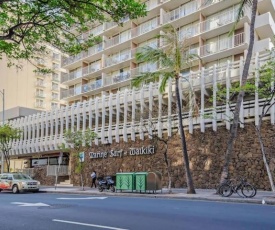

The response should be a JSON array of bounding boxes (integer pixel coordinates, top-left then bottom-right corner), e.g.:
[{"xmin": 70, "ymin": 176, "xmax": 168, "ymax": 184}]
[
  {"xmin": 135, "ymin": 172, "xmax": 148, "ymax": 192},
  {"xmin": 116, "ymin": 172, "xmax": 136, "ymax": 192},
  {"xmin": 147, "ymin": 171, "xmax": 162, "ymax": 193}
]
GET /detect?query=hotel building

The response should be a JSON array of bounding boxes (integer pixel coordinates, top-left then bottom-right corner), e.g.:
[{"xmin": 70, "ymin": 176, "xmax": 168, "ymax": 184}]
[{"xmin": 4, "ymin": 0, "xmax": 275, "ymax": 187}]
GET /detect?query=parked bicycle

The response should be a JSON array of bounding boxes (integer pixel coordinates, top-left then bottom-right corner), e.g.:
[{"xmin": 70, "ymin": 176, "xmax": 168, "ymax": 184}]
[{"xmin": 218, "ymin": 177, "xmax": 257, "ymax": 198}]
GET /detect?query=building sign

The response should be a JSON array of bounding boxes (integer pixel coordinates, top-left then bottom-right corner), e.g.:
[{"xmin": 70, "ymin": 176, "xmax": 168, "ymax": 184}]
[
  {"xmin": 89, "ymin": 146, "xmax": 155, "ymax": 159},
  {"xmin": 79, "ymin": 152, "xmax": 85, "ymax": 162}
]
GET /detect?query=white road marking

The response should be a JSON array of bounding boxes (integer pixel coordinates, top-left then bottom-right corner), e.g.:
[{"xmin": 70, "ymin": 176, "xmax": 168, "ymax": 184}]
[
  {"xmin": 56, "ymin": 197, "xmax": 107, "ymax": 200},
  {"xmin": 11, "ymin": 202, "xmax": 50, "ymax": 207},
  {"xmin": 52, "ymin": 219, "xmax": 129, "ymax": 230}
]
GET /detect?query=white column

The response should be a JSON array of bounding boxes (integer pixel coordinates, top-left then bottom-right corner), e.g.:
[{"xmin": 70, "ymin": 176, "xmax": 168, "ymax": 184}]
[
  {"xmin": 115, "ymin": 92, "xmax": 120, "ymax": 143},
  {"xmin": 255, "ymin": 52, "xmax": 259, "ymax": 126},
  {"xmin": 101, "ymin": 95, "xmax": 106, "ymax": 142},
  {"xmin": 131, "ymin": 90, "xmax": 136, "ymax": 141},
  {"xmin": 123, "ymin": 90, "xmax": 128, "ymax": 142},
  {"xmin": 76, "ymin": 102, "xmax": 80, "ymax": 131},
  {"xmin": 71, "ymin": 105, "xmax": 75, "ymax": 132},
  {"xmin": 82, "ymin": 101, "xmax": 87, "ymax": 133},
  {"xmin": 95, "ymin": 97, "xmax": 99, "ymax": 145},
  {"xmin": 89, "ymin": 100, "xmax": 93, "ymax": 130},
  {"xmin": 212, "ymin": 64, "xmax": 217, "ymax": 131},
  {"xmin": 167, "ymin": 78, "xmax": 172, "ymax": 137},
  {"xmin": 140, "ymin": 87, "xmax": 145, "ymax": 140},
  {"xmin": 225, "ymin": 60, "xmax": 231, "ymax": 130},
  {"xmin": 108, "ymin": 94, "xmax": 113, "ymax": 144},
  {"xmin": 188, "ymin": 72, "xmax": 194, "ymax": 134},
  {"xmin": 158, "ymin": 83, "xmax": 163, "ymax": 138},
  {"xmin": 239, "ymin": 57, "xmax": 244, "ymax": 128},
  {"xmin": 148, "ymin": 83, "xmax": 153, "ymax": 138},
  {"xmin": 200, "ymin": 67, "xmax": 205, "ymax": 132}
]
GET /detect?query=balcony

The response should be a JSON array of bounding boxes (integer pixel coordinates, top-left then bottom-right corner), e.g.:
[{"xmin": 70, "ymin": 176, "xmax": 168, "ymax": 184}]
[
  {"xmin": 145, "ymin": 0, "xmax": 161, "ymax": 11},
  {"xmin": 61, "ymin": 70, "xmax": 82, "ymax": 84},
  {"xmin": 52, "ymin": 96, "xmax": 59, "ymax": 101},
  {"xmin": 52, "ymin": 53, "xmax": 60, "ymax": 62},
  {"xmin": 105, "ymin": 51, "xmax": 131, "ymax": 68},
  {"xmin": 35, "ymin": 92, "xmax": 46, "ymax": 98},
  {"xmin": 200, "ymin": 32, "xmax": 246, "ymax": 61},
  {"xmin": 35, "ymin": 81, "xmax": 46, "ymax": 88},
  {"xmin": 34, "ymin": 102, "xmax": 46, "ymax": 109},
  {"xmin": 51, "ymin": 86, "xmax": 59, "ymax": 92},
  {"xmin": 255, "ymin": 12, "xmax": 275, "ymax": 40},
  {"xmin": 82, "ymin": 64, "xmax": 102, "ymax": 78},
  {"xmin": 105, "ymin": 32, "xmax": 131, "ymax": 49},
  {"xmin": 52, "ymin": 76, "xmax": 60, "ymax": 82},
  {"xmin": 105, "ymin": 72, "xmax": 131, "ymax": 87},
  {"xmin": 82, "ymin": 80, "xmax": 103, "ymax": 94},
  {"xmin": 131, "ymin": 17, "xmax": 160, "ymax": 38}
]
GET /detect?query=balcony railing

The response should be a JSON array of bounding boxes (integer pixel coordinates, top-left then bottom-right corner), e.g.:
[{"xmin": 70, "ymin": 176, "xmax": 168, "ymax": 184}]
[
  {"xmin": 51, "ymin": 86, "xmax": 59, "ymax": 91},
  {"xmin": 105, "ymin": 32, "xmax": 131, "ymax": 48},
  {"xmin": 34, "ymin": 102, "xmax": 46, "ymax": 109},
  {"xmin": 105, "ymin": 51, "xmax": 131, "ymax": 67},
  {"xmin": 200, "ymin": 9, "xmax": 237, "ymax": 33},
  {"xmin": 82, "ymin": 64, "xmax": 101, "ymax": 77},
  {"xmin": 52, "ymin": 96, "xmax": 59, "ymax": 101},
  {"xmin": 82, "ymin": 80, "xmax": 103, "ymax": 93},
  {"xmin": 35, "ymin": 92, "xmax": 46, "ymax": 98},
  {"xmin": 200, "ymin": 33, "xmax": 244, "ymax": 57},
  {"xmin": 105, "ymin": 72, "xmax": 131, "ymax": 86},
  {"xmin": 61, "ymin": 70, "xmax": 82, "ymax": 83},
  {"xmin": 163, "ymin": 1, "xmax": 198, "ymax": 23},
  {"xmin": 35, "ymin": 82, "xmax": 46, "ymax": 87},
  {"xmin": 145, "ymin": 0, "xmax": 161, "ymax": 11},
  {"xmin": 131, "ymin": 17, "xmax": 160, "ymax": 37}
]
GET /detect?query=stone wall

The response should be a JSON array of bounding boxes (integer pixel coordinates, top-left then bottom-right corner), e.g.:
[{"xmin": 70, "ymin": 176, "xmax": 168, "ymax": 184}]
[
  {"xmin": 70, "ymin": 122, "xmax": 275, "ymax": 190},
  {"xmin": 32, "ymin": 166, "xmax": 68, "ymax": 186}
]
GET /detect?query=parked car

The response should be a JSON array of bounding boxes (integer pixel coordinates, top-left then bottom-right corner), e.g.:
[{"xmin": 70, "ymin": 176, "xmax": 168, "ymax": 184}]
[{"xmin": 0, "ymin": 173, "xmax": 40, "ymax": 194}]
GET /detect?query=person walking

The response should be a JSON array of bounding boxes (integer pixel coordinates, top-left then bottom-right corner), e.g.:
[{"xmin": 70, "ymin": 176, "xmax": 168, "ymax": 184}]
[{"xmin": 91, "ymin": 171, "xmax": 97, "ymax": 188}]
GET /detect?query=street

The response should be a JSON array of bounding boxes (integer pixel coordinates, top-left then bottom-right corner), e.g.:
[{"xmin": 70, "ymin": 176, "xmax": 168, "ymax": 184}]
[{"xmin": 0, "ymin": 192, "xmax": 274, "ymax": 230}]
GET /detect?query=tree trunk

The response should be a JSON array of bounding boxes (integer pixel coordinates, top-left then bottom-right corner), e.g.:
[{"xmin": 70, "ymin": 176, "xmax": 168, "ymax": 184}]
[
  {"xmin": 220, "ymin": 0, "xmax": 258, "ymax": 183},
  {"xmin": 255, "ymin": 126, "xmax": 275, "ymax": 192},
  {"xmin": 163, "ymin": 144, "xmax": 172, "ymax": 193},
  {"xmin": 175, "ymin": 77, "xmax": 196, "ymax": 194}
]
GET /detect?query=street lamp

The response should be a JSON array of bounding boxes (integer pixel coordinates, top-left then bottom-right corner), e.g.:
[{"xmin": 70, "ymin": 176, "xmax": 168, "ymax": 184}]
[{"xmin": 0, "ymin": 89, "xmax": 4, "ymax": 173}]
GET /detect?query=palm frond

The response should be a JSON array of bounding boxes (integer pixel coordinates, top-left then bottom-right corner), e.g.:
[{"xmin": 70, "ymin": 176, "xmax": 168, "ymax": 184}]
[
  {"xmin": 159, "ymin": 72, "xmax": 173, "ymax": 93},
  {"xmin": 132, "ymin": 71, "xmax": 168, "ymax": 88},
  {"xmin": 229, "ymin": 0, "xmax": 253, "ymax": 36}
]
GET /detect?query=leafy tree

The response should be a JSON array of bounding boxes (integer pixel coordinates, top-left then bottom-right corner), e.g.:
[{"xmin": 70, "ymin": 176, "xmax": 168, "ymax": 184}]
[
  {"xmin": 0, "ymin": 0, "xmax": 146, "ymax": 67},
  {"xmin": 60, "ymin": 129, "xmax": 97, "ymax": 190},
  {"xmin": 0, "ymin": 124, "xmax": 21, "ymax": 173},
  {"xmin": 220, "ymin": 0, "xmax": 258, "ymax": 183},
  {"xmin": 132, "ymin": 25, "xmax": 197, "ymax": 194}
]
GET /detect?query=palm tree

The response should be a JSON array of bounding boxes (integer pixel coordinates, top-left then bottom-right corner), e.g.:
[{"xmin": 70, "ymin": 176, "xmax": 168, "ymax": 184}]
[
  {"xmin": 220, "ymin": 0, "xmax": 258, "ymax": 183},
  {"xmin": 132, "ymin": 25, "xmax": 196, "ymax": 194}
]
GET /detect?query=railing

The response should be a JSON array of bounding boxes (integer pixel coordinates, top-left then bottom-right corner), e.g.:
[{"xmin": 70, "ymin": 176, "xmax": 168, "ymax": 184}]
[
  {"xmin": 200, "ymin": 9, "xmax": 237, "ymax": 33},
  {"xmin": 61, "ymin": 70, "xmax": 82, "ymax": 83},
  {"xmin": 131, "ymin": 17, "xmax": 159, "ymax": 37},
  {"xmin": 35, "ymin": 92, "xmax": 46, "ymax": 98},
  {"xmin": 82, "ymin": 80, "xmax": 103, "ymax": 93},
  {"xmin": 105, "ymin": 51, "xmax": 131, "ymax": 67},
  {"xmin": 105, "ymin": 72, "xmax": 131, "ymax": 86},
  {"xmin": 47, "ymin": 165, "xmax": 70, "ymax": 176},
  {"xmin": 105, "ymin": 31, "xmax": 131, "ymax": 48},
  {"xmin": 145, "ymin": 0, "xmax": 161, "ymax": 11},
  {"xmin": 200, "ymin": 33, "xmax": 244, "ymax": 57},
  {"xmin": 61, "ymin": 88, "xmax": 76, "ymax": 99},
  {"xmin": 35, "ymin": 82, "xmax": 46, "ymax": 87},
  {"xmin": 34, "ymin": 102, "xmax": 46, "ymax": 109}
]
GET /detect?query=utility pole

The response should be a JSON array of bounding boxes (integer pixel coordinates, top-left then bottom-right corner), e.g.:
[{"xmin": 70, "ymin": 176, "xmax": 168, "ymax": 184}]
[{"xmin": 0, "ymin": 89, "xmax": 4, "ymax": 173}]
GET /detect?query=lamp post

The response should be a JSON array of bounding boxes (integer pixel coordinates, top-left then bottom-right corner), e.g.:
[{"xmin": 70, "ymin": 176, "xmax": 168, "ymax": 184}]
[{"xmin": 0, "ymin": 89, "xmax": 4, "ymax": 173}]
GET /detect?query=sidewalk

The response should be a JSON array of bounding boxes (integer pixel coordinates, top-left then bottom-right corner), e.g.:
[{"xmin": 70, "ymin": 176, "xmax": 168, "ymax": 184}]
[{"xmin": 40, "ymin": 186, "xmax": 275, "ymax": 205}]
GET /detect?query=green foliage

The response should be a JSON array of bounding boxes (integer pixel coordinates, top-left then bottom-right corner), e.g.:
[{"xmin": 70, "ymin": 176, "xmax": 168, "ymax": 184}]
[
  {"xmin": 132, "ymin": 24, "xmax": 198, "ymax": 93},
  {"xmin": 0, "ymin": 124, "xmax": 22, "ymax": 152},
  {"xmin": 0, "ymin": 0, "xmax": 146, "ymax": 67},
  {"xmin": 61, "ymin": 128, "xmax": 97, "ymax": 151},
  {"xmin": 0, "ymin": 124, "xmax": 22, "ymax": 172}
]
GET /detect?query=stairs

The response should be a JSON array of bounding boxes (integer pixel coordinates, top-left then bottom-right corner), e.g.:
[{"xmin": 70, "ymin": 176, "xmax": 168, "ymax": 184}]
[{"xmin": 56, "ymin": 179, "xmax": 74, "ymax": 187}]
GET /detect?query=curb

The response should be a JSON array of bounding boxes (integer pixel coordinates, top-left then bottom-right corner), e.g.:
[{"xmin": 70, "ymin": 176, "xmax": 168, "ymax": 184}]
[{"xmin": 39, "ymin": 190, "xmax": 275, "ymax": 205}]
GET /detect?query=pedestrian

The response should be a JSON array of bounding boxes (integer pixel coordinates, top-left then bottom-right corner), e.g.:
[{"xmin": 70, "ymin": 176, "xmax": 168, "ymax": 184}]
[{"xmin": 91, "ymin": 171, "xmax": 97, "ymax": 188}]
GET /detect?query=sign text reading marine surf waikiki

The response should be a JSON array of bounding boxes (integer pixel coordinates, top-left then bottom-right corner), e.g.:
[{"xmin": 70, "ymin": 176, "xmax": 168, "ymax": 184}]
[{"xmin": 89, "ymin": 146, "xmax": 155, "ymax": 159}]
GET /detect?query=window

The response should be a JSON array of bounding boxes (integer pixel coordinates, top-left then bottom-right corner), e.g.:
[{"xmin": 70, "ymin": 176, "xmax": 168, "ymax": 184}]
[
  {"xmin": 53, "ymin": 63, "xmax": 59, "ymax": 70},
  {"xmin": 36, "ymin": 89, "xmax": 44, "ymax": 97},
  {"xmin": 51, "ymin": 102, "xmax": 59, "ymax": 109},
  {"xmin": 52, "ymin": 73, "xmax": 59, "ymax": 81},
  {"xmin": 52, "ymin": 92, "xmax": 59, "ymax": 100},
  {"xmin": 52, "ymin": 83, "xmax": 59, "ymax": 91}
]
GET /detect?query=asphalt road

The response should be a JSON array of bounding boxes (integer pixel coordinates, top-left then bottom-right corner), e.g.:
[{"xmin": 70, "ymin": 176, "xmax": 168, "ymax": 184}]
[{"xmin": 0, "ymin": 191, "xmax": 274, "ymax": 230}]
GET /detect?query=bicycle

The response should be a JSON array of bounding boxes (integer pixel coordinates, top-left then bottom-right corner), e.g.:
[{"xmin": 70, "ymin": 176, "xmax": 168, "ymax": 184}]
[{"xmin": 219, "ymin": 177, "xmax": 257, "ymax": 198}]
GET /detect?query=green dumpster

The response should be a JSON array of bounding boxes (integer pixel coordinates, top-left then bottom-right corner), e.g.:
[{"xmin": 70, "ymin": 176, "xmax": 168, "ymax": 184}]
[
  {"xmin": 135, "ymin": 172, "xmax": 148, "ymax": 192},
  {"xmin": 116, "ymin": 172, "xmax": 136, "ymax": 192}
]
